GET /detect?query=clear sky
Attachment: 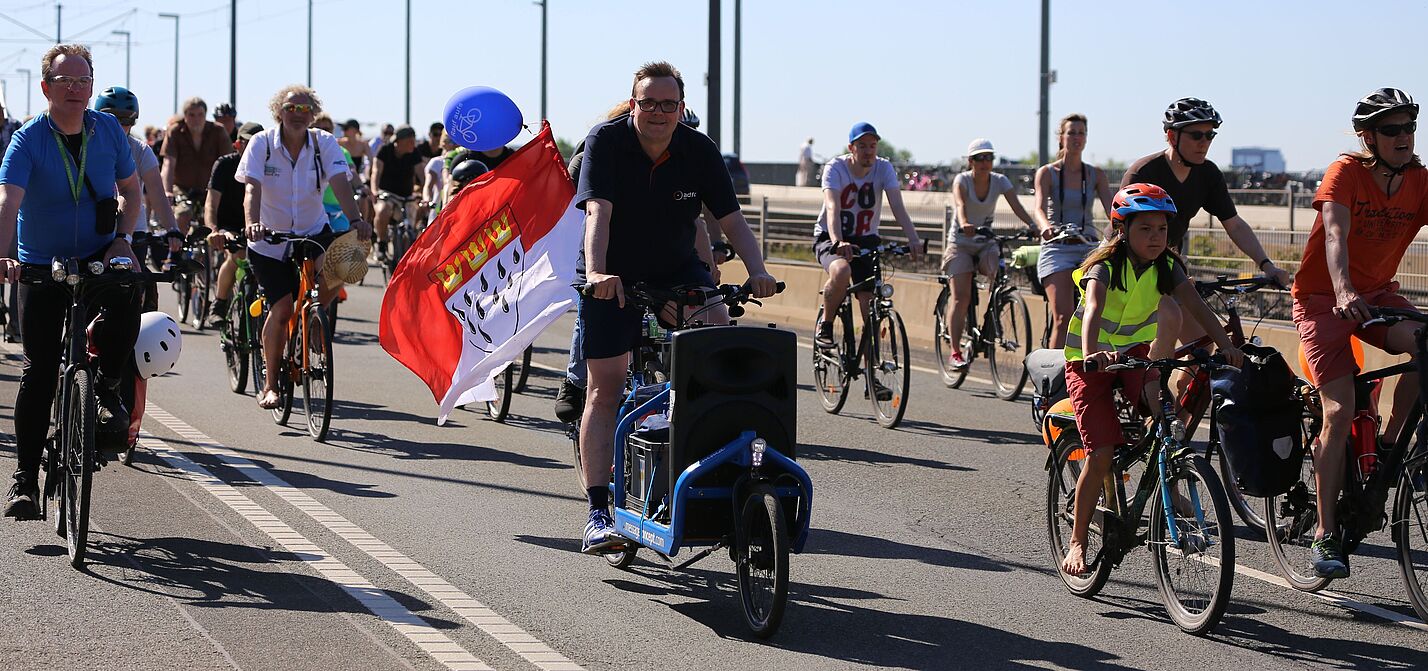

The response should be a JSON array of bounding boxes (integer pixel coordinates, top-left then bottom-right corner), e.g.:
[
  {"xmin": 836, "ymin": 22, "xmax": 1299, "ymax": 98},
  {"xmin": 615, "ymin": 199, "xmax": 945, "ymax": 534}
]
[{"xmin": 1, "ymin": 0, "xmax": 1424, "ymax": 172}]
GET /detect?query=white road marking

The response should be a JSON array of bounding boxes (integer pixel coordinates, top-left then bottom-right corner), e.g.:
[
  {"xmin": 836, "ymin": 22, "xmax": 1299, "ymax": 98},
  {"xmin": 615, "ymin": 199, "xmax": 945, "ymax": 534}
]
[
  {"xmin": 145, "ymin": 403, "xmax": 586, "ymax": 671},
  {"xmin": 140, "ymin": 435, "xmax": 493, "ymax": 671}
]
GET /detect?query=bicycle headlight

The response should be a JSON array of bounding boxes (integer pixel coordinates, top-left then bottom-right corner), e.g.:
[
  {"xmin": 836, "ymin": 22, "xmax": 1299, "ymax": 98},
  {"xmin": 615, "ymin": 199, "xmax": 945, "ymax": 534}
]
[
  {"xmin": 751, "ymin": 437, "xmax": 768, "ymax": 467},
  {"xmin": 50, "ymin": 260, "xmax": 67, "ymax": 283},
  {"xmin": 88, "ymin": 260, "xmax": 107, "ymax": 276},
  {"xmin": 877, "ymin": 283, "xmax": 895, "ymax": 299}
]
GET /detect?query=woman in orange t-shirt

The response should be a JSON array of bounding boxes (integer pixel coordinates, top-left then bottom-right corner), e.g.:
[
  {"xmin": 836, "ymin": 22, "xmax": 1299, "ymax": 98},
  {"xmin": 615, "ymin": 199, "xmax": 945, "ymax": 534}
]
[{"xmin": 1291, "ymin": 87, "xmax": 1428, "ymax": 578}]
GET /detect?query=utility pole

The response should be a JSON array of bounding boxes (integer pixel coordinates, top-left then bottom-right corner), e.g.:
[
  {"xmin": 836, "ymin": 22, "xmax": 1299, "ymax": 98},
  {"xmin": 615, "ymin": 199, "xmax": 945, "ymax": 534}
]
[
  {"xmin": 706, "ymin": 0, "xmax": 720, "ymax": 148},
  {"xmin": 111, "ymin": 30, "xmax": 130, "ymax": 87},
  {"xmin": 55, "ymin": 4, "xmax": 60, "ymax": 43},
  {"xmin": 1038, "ymin": 0, "xmax": 1050, "ymax": 167},
  {"xmin": 404, "ymin": 0, "xmax": 411, "ymax": 124},
  {"xmin": 16, "ymin": 68, "xmax": 31, "ymax": 116},
  {"xmin": 230, "ymin": 1, "xmax": 236, "ymax": 105},
  {"xmin": 537, "ymin": 0, "xmax": 547, "ymax": 121},
  {"xmin": 733, "ymin": 0, "xmax": 741, "ymax": 155},
  {"xmin": 306, "ymin": 0, "xmax": 312, "ymax": 86},
  {"xmin": 159, "ymin": 12, "xmax": 179, "ymax": 115}
]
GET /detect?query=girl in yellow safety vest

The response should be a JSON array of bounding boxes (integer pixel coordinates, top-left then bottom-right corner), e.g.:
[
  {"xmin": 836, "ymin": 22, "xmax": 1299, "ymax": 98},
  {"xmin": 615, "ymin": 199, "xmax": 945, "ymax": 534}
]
[{"xmin": 1060, "ymin": 183, "xmax": 1244, "ymax": 576}]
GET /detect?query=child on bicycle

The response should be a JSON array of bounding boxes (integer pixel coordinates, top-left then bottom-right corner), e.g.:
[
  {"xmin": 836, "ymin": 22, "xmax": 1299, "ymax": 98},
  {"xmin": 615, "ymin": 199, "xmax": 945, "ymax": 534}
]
[{"xmin": 1060, "ymin": 183, "xmax": 1243, "ymax": 576}]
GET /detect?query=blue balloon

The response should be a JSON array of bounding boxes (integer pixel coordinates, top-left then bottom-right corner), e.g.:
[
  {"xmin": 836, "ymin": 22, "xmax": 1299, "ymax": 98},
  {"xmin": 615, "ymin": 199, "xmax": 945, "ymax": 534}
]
[{"xmin": 443, "ymin": 86, "xmax": 523, "ymax": 152}]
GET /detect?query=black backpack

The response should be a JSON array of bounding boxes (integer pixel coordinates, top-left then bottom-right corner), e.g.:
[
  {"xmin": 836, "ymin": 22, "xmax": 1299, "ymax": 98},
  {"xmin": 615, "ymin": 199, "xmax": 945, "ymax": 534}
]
[{"xmin": 1211, "ymin": 343, "xmax": 1306, "ymax": 497}]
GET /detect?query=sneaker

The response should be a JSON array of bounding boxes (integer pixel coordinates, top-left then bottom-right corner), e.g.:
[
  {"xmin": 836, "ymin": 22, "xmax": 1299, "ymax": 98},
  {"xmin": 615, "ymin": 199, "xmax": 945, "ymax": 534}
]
[
  {"xmin": 581, "ymin": 508, "xmax": 626, "ymax": 554},
  {"xmin": 946, "ymin": 351, "xmax": 969, "ymax": 370},
  {"xmin": 97, "ymin": 377, "xmax": 129, "ymax": 435},
  {"xmin": 814, "ymin": 322, "xmax": 836, "ymax": 350},
  {"xmin": 3, "ymin": 472, "xmax": 39, "ymax": 520},
  {"xmin": 1310, "ymin": 536, "xmax": 1351, "ymax": 579},
  {"xmin": 553, "ymin": 378, "xmax": 586, "ymax": 424}
]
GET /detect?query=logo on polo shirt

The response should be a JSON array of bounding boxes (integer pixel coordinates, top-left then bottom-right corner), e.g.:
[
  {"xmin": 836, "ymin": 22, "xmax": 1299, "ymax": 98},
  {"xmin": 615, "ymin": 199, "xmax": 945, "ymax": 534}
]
[{"xmin": 673, "ymin": 190, "xmax": 698, "ymax": 201}]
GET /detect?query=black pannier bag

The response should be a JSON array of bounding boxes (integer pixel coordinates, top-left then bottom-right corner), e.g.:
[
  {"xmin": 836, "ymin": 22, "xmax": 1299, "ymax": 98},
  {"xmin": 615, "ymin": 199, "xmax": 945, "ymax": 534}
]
[{"xmin": 1211, "ymin": 343, "xmax": 1306, "ymax": 497}]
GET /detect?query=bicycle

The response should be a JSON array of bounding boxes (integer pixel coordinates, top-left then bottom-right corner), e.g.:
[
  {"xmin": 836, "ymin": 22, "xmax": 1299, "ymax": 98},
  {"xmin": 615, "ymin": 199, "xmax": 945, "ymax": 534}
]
[
  {"xmin": 935, "ymin": 227, "xmax": 1034, "ymax": 400},
  {"xmin": 1263, "ymin": 307, "xmax": 1428, "ymax": 622},
  {"xmin": 811, "ymin": 241, "xmax": 913, "ymax": 429},
  {"xmin": 216, "ymin": 235, "xmax": 263, "ymax": 397},
  {"xmin": 377, "ymin": 192, "xmax": 420, "ymax": 284},
  {"xmin": 254, "ymin": 231, "xmax": 336, "ymax": 441},
  {"xmin": 170, "ymin": 225, "xmax": 215, "ymax": 330},
  {"xmin": 486, "ymin": 344, "xmax": 534, "ymax": 423},
  {"xmin": 22, "ymin": 256, "xmax": 164, "ymax": 568},
  {"xmin": 1044, "ymin": 349, "xmax": 1240, "ymax": 634}
]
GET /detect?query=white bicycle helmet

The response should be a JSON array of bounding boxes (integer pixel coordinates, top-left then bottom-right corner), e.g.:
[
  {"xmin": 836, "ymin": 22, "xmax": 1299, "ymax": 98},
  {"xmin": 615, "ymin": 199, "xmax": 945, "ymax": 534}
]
[{"xmin": 135, "ymin": 311, "xmax": 182, "ymax": 378}]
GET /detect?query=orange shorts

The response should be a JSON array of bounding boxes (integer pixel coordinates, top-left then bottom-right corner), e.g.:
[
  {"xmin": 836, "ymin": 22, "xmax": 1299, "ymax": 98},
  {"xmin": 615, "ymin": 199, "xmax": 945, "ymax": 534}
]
[{"xmin": 1293, "ymin": 284, "xmax": 1413, "ymax": 385}]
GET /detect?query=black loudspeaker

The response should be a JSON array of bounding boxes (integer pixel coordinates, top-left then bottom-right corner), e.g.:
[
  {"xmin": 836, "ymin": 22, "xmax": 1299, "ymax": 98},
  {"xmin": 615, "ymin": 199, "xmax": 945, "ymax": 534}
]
[{"xmin": 669, "ymin": 325, "xmax": 797, "ymax": 540}]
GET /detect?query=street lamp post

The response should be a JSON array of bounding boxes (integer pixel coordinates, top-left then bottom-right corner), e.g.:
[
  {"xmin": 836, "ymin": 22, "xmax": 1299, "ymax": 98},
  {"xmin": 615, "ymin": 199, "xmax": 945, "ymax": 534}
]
[
  {"xmin": 16, "ymin": 68, "xmax": 31, "ymax": 116},
  {"xmin": 306, "ymin": 0, "xmax": 313, "ymax": 86},
  {"xmin": 535, "ymin": 0, "xmax": 547, "ymax": 122},
  {"xmin": 111, "ymin": 30, "xmax": 131, "ymax": 87},
  {"xmin": 159, "ymin": 12, "xmax": 180, "ymax": 115},
  {"xmin": 404, "ymin": 0, "xmax": 411, "ymax": 124}
]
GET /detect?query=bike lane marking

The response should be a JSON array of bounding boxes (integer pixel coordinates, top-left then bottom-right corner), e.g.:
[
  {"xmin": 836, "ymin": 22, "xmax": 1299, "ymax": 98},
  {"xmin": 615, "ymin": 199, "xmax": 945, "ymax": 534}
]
[
  {"xmin": 138, "ymin": 435, "xmax": 493, "ymax": 670},
  {"xmin": 144, "ymin": 402, "xmax": 586, "ymax": 671}
]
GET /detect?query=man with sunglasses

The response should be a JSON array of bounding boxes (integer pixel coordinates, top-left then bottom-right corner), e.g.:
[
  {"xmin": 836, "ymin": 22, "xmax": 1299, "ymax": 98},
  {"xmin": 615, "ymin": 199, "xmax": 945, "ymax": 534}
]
[
  {"xmin": 575, "ymin": 61, "xmax": 778, "ymax": 554},
  {"xmin": 0, "ymin": 45, "xmax": 146, "ymax": 519},
  {"xmin": 162, "ymin": 96, "xmax": 230, "ymax": 239}
]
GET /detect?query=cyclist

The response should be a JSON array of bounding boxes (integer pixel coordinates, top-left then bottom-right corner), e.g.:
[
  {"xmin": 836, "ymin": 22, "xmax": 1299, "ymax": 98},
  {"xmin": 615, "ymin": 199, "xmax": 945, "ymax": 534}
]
[
  {"xmin": 1293, "ymin": 88, "xmax": 1428, "ymax": 578},
  {"xmin": 214, "ymin": 102, "xmax": 239, "ymax": 141},
  {"xmin": 942, "ymin": 138, "xmax": 1037, "ymax": 369},
  {"xmin": 370, "ymin": 124, "xmax": 424, "ymax": 260},
  {"xmin": 812, "ymin": 122, "xmax": 923, "ymax": 361},
  {"xmin": 235, "ymin": 85, "xmax": 369, "ymax": 410},
  {"xmin": 1060, "ymin": 183, "xmax": 1243, "ymax": 576},
  {"xmin": 205, "ymin": 121, "xmax": 264, "ymax": 325},
  {"xmin": 162, "ymin": 97, "xmax": 230, "ymax": 236},
  {"xmin": 1032, "ymin": 114, "xmax": 1114, "ymax": 348},
  {"xmin": 415, "ymin": 122, "xmax": 444, "ymax": 159},
  {"xmin": 0, "ymin": 45, "xmax": 145, "ymax": 519},
  {"xmin": 576, "ymin": 61, "xmax": 777, "ymax": 553}
]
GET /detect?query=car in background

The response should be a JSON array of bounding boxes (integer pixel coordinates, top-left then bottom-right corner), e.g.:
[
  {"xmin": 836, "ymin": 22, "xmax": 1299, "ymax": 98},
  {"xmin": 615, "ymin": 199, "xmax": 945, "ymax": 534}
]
[{"xmin": 723, "ymin": 153, "xmax": 750, "ymax": 195}]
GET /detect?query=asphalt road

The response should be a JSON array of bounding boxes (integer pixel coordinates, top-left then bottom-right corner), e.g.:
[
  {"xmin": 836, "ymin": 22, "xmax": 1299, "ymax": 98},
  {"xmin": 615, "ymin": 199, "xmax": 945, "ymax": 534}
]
[{"xmin": 0, "ymin": 276, "xmax": 1423, "ymax": 671}]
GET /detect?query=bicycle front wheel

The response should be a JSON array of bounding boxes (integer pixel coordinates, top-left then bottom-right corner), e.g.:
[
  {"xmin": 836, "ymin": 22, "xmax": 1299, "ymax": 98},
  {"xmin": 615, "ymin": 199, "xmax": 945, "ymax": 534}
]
[
  {"xmin": 987, "ymin": 290, "xmax": 1032, "ymax": 401},
  {"xmin": 486, "ymin": 363, "xmax": 514, "ymax": 422},
  {"xmin": 1047, "ymin": 435, "xmax": 1113, "ymax": 597},
  {"xmin": 190, "ymin": 251, "xmax": 212, "ymax": 330},
  {"xmin": 1393, "ymin": 453, "xmax": 1428, "ymax": 623},
  {"xmin": 224, "ymin": 298, "xmax": 249, "ymax": 394},
  {"xmin": 933, "ymin": 285, "xmax": 968, "ymax": 388},
  {"xmin": 173, "ymin": 274, "xmax": 192, "ymax": 325},
  {"xmin": 300, "ymin": 307, "xmax": 335, "ymax": 441},
  {"xmin": 867, "ymin": 308, "xmax": 910, "ymax": 429},
  {"xmin": 736, "ymin": 482, "xmax": 790, "ymax": 639},
  {"xmin": 812, "ymin": 306, "xmax": 851, "ymax": 414},
  {"xmin": 1149, "ymin": 454, "xmax": 1235, "ymax": 635},
  {"xmin": 65, "ymin": 368, "xmax": 96, "ymax": 569},
  {"xmin": 1262, "ymin": 445, "xmax": 1331, "ymax": 592}
]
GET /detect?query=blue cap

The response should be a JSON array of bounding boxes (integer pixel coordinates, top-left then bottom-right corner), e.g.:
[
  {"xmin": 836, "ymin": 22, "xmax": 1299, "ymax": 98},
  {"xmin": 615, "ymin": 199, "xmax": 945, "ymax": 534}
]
[{"xmin": 848, "ymin": 122, "xmax": 879, "ymax": 144}]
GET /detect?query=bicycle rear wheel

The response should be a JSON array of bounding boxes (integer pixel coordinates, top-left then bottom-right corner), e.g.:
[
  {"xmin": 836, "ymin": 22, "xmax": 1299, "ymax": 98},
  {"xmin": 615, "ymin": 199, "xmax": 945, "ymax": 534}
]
[
  {"xmin": 512, "ymin": 345, "xmax": 534, "ymax": 393},
  {"xmin": 1262, "ymin": 444, "xmax": 1331, "ymax": 592},
  {"xmin": 190, "ymin": 249, "xmax": 212, "ymax": 330},
  {"xmin": 300, "ymin": 307, "xmax": 334, "ymax": 441},
  {"xmin": 868, "ymin": 308, "xmax": 910, "ymax": 429},
  {"xmin": 173, "ymin": 273, "xmax": 192, "ymax": 325},
  {"xmin": 1217, "ymin": 448, "xmax": 1269, "ymax": 533},
  {"xmin": 933, "ymin": 285, "xmax": 968, "ymax": 388},
  {"xmin": 812, "ymin": 306, "xmax": 851, "ymax": 414},
  {"xmin": 736, "ymin": 482, "xmax": 789, "ymax": 639},
  {"xmin": 1393, "ymin": 450, "xmax": 1428, "ymax": 623},
  {"xmin": 486, "ymin": 363, "xmax": 514, "ymax": 422},
  {"xmin": 1149, "ymin": 454, "xmax": 1235, "ymax": 635},
  {"xmin": 248, "ymin": 291, "xmax": 265, "ymax": 397},
  {"xmin": 273, "ymin": 337, "xmax": 294, "ymax": 426},
  {"xmin": 223, "ymin": 298, "xmax": 248, "ymax": 394},
  {"xmin": 64, "ymin": 368, "xmax": 96, "ymax": 569},
  {"xmin": 987, "ymin": 290, "xmax": 1032, "ymax": 401},
  {"xmin": 1047, "ymin": 435, "xmax": 1113, "ymax": 597}
]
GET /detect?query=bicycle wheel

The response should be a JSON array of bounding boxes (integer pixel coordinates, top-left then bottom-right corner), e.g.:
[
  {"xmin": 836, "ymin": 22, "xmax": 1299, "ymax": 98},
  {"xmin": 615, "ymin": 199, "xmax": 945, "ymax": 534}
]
[
  {"xmin": 735, "ymin": 482, "xmax": 789, "ymax": 639},
  {"xmin": 1149, "ymin": 454, "xmax": 1235, "ymax": 635},
  {"xmin": 173, "ymin": 273, "xmax": 192, "ymax": 325},
  {"xmin": 513, "ymin": 345, "xmax": 534, "ymax": 393},
  {"xmin": 486, "ymin": 363, "xmax": 514, "ymax": 422},
  {"xmin": 987, "ymin": 290, "xmax": 1032, "ymax": 401},
  {"xmin": 867, "ymin": 308, "xmax": 910, "ymax": 429},
  {"xmin": 64, "ymin": 368, "xmax": 96, "ymax": 569},
  {"xmin": 274, "ymin": 335, "xmax": 295, "ymax": 426},
  {"xmin": 392, "ymin": 225, "xmax": 414, "ymax": 267},
  {"xmin": 1217, "ymin": 448, "xmax": 1269, "ymax": 533},
  {"xmin": 1262, "ymin": 444, "xmax": 1331, "ymax": 592},
  {"xmin": 190, "ymin": 250, "xmax": 212, "ymax": 330},
  {"xmin": 223, "ymin": 298, "xmax": 248, "ymax": 394},
  {"xmin": 248, "ymin": 292, "xmax": 265, "ymax": 397},
  {"xmin": 812, "ymin": 306, "xmax": 851, "ymax": 414},
  {"xmin": 1393, "ymin": 451, "xmax": 1428, "ymax": 623},
  {"xmin": 300, "ymin": 307, "xmax": 334, "ymax": 441},
  {"xmin": 934, "ymin": 285, "xmax": 968, "ymax": 388},
  {"xmin": 1046, "ymin": 435, "xmax": 1113, "ymax": 597}
]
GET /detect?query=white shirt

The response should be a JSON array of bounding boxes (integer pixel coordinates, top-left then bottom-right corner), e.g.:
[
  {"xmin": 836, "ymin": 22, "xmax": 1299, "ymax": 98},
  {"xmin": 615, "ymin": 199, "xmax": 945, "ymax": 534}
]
[
  {"xmin": 812, "ymin": 155, "xmax": 899, "ymax": 238},
  {"xmin": 236, "ymin": 128, "xmax": 349, "ymax": 259},
  {"xmin": 799, "ymin": 142, "xmax": 813, "ymax": 166}
]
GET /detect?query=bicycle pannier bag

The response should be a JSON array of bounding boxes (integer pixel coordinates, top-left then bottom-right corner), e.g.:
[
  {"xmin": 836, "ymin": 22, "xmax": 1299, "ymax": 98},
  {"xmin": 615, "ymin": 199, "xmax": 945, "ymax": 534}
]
[{"xmin": 1212, "ymin": 343, "xmax": 1305, "ymax": 497}]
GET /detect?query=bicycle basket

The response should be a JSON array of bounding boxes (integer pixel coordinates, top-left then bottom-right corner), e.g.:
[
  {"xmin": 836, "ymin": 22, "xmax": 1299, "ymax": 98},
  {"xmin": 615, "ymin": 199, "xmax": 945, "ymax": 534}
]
[{"xmin": 1212, "ymin": 343, "xmax": 1306, "ymax": 497}]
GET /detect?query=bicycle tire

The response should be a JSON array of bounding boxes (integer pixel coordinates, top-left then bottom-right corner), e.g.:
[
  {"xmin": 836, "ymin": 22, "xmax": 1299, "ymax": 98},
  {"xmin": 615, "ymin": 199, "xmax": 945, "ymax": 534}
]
[
  {"xmin": 933, "ymin": 285, "xmax": 967, "ymax": 388},
  {"xmin": 173, "ymin": 273, "xmax": 192, "ymax": 325},
  {"xmin": 190, "ymin": 249, "xmax": 212, "ymax": 330},
  {"xmin": 987, "ymin": 290, "xmax": 1031, "ymax": 401},
  {"xmin": 812, "ymin": 306, "xmax": 851, "ymax": 414},
  {"xmin": 274, "ymin": 337, "xmax": 294, "ymax": 426},
  {"xmin": 327, "ymin": 295, "xmax": 340, "ymax": 343},
  {"xmin": 248, "ymin": 293, "xmax": 266, "ymax": 399},
  {"xmin": 300, "ymin": 307, "xmax": 334, "ymax": 441},
  {"xmin": 1262, "ymin": 444, "xmax": 1332, "ymax": 592},
  {"xmin": 735, "ymin": 482, "xmax": 790, "ymax": 639},
  {"xmin": 513, "ymin": 345, "xmax": 534, "ymax": 393},
  {"xmin": 868, "ymin": 308, "xmax": 910, "ymax": 429},
  {"xmin": 571, "ymin": 423, "xmax": 586, "ymax": 493},
  {"xmin": 1393, "ymin": 450, "xmax": 1428, "ymax": 623},
  {"xmin": 1149, "ymin": 454, "xmax": 1235, "ymax": 635},
  {"xmin": 224, "ymin": 297, "xmax": 249, "ymax": 394},
  {"xmin": 1217, "ymin": 448, "xmax": 1269, "ymax": 533},
  {"xmin": 65, "ymin": 368, "xmax": 95, "ymax": 569},
  {"xmin": 1047, "ymin": 435, "xmax": 1113, "ymax": 597},
  {"xmin": 486, "ymin": 363, "xmax": 514, "ymax": 422}
]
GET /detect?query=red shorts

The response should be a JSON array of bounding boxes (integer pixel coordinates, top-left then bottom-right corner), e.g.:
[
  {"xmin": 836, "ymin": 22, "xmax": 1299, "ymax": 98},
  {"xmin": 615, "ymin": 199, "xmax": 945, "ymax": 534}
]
[
  {"xmin": 1066, "ymin": 344, "xmax": 1158, "ymax": 453},
  {"xmin": 1293, "ymin": 284, "xmax": 1413, "ymax": 385}
]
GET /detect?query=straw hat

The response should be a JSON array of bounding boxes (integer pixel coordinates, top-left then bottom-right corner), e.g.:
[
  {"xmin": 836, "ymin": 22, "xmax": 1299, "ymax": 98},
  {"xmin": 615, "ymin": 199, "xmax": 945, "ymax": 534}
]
[{"xmin": 323, "ymin": 230, "xmax": 371, "ymax": 285}]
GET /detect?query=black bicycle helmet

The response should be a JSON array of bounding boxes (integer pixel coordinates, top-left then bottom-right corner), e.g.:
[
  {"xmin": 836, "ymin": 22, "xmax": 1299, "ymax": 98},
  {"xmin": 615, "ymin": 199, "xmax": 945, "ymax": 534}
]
[
  {"xmin": 214, "ymin": 102, "xmax": 237, "ymax": 118},
  {"xmin": 1352, "ymin": 87, "xmax": 1418, "ymax": 131},
  {"xmin": 450, "ymin": 158, "xmax": 491, "ymax": 186},
  {"xmin": 680, "ymin": 107, "xmax": 700, "ymax": 129},
  {"xmin": 1163, "ymin": 97, "xmax": 1223, "ymax": 131}
]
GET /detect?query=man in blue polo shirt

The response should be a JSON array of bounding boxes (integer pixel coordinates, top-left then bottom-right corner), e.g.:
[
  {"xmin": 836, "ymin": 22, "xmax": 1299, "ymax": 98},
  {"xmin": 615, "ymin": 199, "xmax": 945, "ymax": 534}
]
[
  {"xmin": 0, "ymin": 44, "xmax": 144, "ymax": 520},
  {"xmin": 575, "ymin": 60, "xmax": 778, "ymax": 553}
]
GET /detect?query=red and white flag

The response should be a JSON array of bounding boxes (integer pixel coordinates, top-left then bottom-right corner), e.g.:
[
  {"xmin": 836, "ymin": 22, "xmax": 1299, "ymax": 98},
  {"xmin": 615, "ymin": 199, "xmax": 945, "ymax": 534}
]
[{"xmin": 380, "ymin": 123, "xmax": 581, "ymax": 423}]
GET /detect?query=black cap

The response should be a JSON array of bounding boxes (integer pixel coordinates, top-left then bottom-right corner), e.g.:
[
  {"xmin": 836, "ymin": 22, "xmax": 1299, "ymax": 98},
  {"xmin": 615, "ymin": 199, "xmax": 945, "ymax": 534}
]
[
  {"xmin": 237, "ymin": 121, "xmax": 264, "ymax": 140},
  {"xmin": 394, "ymin": 125, "xmax": 417, "ymax": 141}
]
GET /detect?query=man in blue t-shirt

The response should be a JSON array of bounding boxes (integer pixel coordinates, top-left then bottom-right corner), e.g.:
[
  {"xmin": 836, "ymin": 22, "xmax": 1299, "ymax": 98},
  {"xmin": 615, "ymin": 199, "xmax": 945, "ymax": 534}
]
[
  {"xmin": 572, "ymin": 60, "xmax": 778, "ymax": 554},
  {"xmin": 0, "ymin": 45, "xmax": 144, "ymax": 520}
]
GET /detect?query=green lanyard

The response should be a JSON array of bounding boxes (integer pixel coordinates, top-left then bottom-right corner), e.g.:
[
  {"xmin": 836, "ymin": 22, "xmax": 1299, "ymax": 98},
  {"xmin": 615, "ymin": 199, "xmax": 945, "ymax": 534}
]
[{"xmin": 48, "ymin": 115, "xmax": 90, "ymax": 203}]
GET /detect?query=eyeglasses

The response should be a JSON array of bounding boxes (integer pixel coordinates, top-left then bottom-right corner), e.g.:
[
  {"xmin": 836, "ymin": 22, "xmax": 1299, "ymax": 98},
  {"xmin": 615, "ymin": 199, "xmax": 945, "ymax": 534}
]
[
  {"xmin": 282, "ymin": 103, "xmax": 316, "ymax": 114},
  {"xmin": 1376, "ymin": 121, "xmax": 1418, "ymax": 137},
  {"xmin": 971, "ymin": 154, "xmax": 994, "ymax": 162},
  {"xmin": 46, "ymin": 75, "xmax": 93, "ymax": 89},
  {"xmin": 1180, "ymin": 129, "xmax": 1218, "ymax": 141},
  {"xmin": 635, "ymin": 98, "xmax": 681, "ymax": 113}
]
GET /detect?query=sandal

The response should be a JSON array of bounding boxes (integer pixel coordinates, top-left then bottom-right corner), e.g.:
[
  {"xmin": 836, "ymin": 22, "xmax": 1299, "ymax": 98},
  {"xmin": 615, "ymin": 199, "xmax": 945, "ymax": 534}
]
[{"xmin": 257, "ymin": 389, "xmax": 282, "ymax": 409}]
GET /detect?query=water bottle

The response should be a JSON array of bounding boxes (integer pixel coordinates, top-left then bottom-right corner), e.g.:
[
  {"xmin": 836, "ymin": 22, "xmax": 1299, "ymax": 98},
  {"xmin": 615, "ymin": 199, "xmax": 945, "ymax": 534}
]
[{"xmin": 1350, "ymin": 411, "xmax": 1379, "ymax": 482}]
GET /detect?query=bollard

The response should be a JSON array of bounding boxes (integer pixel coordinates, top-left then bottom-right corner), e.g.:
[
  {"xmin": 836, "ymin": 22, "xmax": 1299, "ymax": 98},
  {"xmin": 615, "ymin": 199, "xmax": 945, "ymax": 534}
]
[{"xmin": 760, "ymin": 195, "xmax": 769, "ymax": 261}]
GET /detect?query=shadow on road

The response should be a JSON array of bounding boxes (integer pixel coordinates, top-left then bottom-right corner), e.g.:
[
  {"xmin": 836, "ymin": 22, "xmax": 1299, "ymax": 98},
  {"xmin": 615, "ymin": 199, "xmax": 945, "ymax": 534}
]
[
  {"xmin": 797, "ymin": 441, "xmax": 974, "ymax": 471},
  {"xmin": 803, "ymin": 528, "xmax": 1019, "ymax": 572}
]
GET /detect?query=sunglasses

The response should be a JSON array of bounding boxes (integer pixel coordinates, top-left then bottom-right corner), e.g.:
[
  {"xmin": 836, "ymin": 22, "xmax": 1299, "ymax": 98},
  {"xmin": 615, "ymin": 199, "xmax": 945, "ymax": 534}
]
[
  {"xmin": 635, "ymin": 98, "xmax": 681, "ymax": 113},
  {"xmin": 282, "ymin": 103, "xmax": 316, "ymax": 114},
  {"xmin": 1376, "ymin": 121, "xmax": 1418, "ymax": 138},
  {"xmin": 1179, "ymin": 129, "xmax": 1218, "ymax": 142},
  {"xmin": 971, "ymin": 154, "xmax": 994, "ymax": 162},
  {"xmin": 46, "ymin": 75, "xmax": 93, "ymax": 90}
]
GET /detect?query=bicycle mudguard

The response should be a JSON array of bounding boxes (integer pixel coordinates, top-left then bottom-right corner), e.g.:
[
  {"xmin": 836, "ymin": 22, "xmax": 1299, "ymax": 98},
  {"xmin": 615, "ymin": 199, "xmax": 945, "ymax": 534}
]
[{"xmin": 1041, "ymin": 397, "xmax": 1076, "ymax": 450}]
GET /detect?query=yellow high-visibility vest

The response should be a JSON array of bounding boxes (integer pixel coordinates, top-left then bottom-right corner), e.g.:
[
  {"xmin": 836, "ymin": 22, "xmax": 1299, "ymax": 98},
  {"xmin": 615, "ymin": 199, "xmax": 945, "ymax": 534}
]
[{"xmin": 1065, "ymin": 257, "xmax": 1162, "ymax": 362}]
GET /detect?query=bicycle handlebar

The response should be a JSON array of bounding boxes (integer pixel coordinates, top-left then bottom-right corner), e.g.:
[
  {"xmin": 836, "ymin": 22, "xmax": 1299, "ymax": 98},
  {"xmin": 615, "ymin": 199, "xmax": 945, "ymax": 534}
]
[
  {"xmin": 18, "ymin": 257, "xmax": 173, "ymax": 286},
  {"xmin": 1195, "ymin": 274, "xmax": 1284, "ymax": 296},
  {"xmin": 578, "ymin": 281, "xmax": 785, "ymax": 311},
  {"xmin": 1360, "ymin": 307, "xmax": 1428, "ymax": 329},
  {"xmin": 1099, "ymin": 349, "xmax": 1240, "ymax": 375}
]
